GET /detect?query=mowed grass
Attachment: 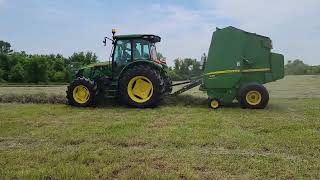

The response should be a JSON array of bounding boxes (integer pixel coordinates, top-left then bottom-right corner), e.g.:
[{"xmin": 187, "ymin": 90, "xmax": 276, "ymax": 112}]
[{"xmin": 1, "ymin": 75, "xmax": 320, "ymax": 179}]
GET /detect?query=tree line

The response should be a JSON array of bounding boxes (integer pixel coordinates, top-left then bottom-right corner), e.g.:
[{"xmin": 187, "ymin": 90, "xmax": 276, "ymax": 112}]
[
  {"xmin": 169, "ymin": 57, "xmax": 320, "ymax": 80},
  {"xmin": 167, "ymin": 56, "xmax": 204, "ymax": 81},
  {"xmin": 0, "ymin": 40, "xmax": 98, "ymax": 83},
  {"xmin": 285, "ymin": 59, "xmax": 320, "ymax": 75},
  {"xmin": 0, "ymin": 40, "xmax": 204, "ymax": 83}
]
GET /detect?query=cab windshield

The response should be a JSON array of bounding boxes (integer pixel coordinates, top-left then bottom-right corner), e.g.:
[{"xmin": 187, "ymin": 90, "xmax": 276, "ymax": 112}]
[
  {"xmin": 132, "ymin": 40, "xmax": 158, "ymax": 61},
  {"xmin": 113, "ymin": 39, "xmax": 158, "ymax": 63}
]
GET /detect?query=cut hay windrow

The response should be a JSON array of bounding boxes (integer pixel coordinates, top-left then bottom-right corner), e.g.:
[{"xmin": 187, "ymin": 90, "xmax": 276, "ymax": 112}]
[
  {"xmin": 0, "ymin": 92, "xmax": 207, "ymax": 106},
  {"xmin": 0, "ymin": 93, "xmax": 66, "ymax": 104}
]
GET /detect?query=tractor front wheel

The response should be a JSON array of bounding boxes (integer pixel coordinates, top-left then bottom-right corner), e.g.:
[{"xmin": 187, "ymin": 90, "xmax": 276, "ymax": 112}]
[
  {"xmin": 66, "ymin": 77, "xmax": 98, "ymax": 107},
  {"xmin": 238, "ymin": 83, "xmax": 269, "ymax": 109},
  {"xmin": 119, "ymin": 65, "xmax": 165, "ymax": 108}
]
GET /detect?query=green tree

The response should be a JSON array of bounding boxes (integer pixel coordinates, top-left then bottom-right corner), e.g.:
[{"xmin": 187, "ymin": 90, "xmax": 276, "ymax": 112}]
[
  {"xmin": 0, "ymin": 40, "xmax": 13, "ymax": 54},
  {"xmin": 285, "ymin": 59, "xmax": 320, "ymax": 75},
  {"xmin": 67, "ymin": 52, "xmax": 98, "ymax": 75},
  {"xmin": 68, "ymin": 52, "xmax": 98, "ymax": 66},
  {"xmin": 25, "ymin": 55, "xmax": 49, "ymax": 83},
  {"xmin": 9, "ymin": 63, "xmax": 25, "ymax": 82},
  {"xmin": 52, "ymin": 71, "xmax": 67, "ymax": 82},
  {"xmin": 285, "ymin": 59, "xmax": 309, "ymax": 75},
  {"xmin": 0, "ymin": 68, "xmax": 5, "ymax": 82},
  {"xmin": 170, "ymin": 58, "xmax": 202, "ymax": 81}
]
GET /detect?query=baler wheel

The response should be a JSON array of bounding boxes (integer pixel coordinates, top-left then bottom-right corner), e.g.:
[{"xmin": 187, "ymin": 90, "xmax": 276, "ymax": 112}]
[
  {"xmin": 209, "ymin": 99, "xmax": 221, "ymax": 109},
  {"xmin": 238, "ymin": 83, "xmax": 269, "ymax": 109}
]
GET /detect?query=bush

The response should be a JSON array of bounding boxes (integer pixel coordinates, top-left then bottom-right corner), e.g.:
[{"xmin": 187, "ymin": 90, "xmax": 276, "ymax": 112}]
[{"xmin": 52, "ymin": 71, "xmax": 67, "ymax": 82}]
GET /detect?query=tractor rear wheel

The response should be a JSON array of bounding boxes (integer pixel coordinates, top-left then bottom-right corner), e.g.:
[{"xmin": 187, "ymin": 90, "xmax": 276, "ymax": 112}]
[
  {"xmin": 119, "ymin": 65, "xmax": 165, "ymax": 108},
  {"xmin": 66, "ymin": 77, "xmax": 98, "ymax": 107},
  {"xmin": 238, "ymin": 83, "xmax": 269, "ymax": 109}
]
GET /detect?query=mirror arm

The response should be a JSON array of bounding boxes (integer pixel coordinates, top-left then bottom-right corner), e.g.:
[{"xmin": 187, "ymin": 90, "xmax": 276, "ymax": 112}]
[{"xmin": 103, "ymin": 37, "xmax": 115, "ymax": 46}]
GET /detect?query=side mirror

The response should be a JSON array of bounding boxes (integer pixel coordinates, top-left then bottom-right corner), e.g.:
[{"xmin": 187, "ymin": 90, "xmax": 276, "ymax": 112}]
[{"xmin": 103, "ymin": 38, "xmax": 107, "ymax": 46}]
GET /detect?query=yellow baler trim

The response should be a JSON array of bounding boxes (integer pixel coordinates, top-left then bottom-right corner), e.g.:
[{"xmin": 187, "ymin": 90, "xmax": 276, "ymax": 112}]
[
  {"xmin": 242, "ymin": 68, "xmax": 271, "ymax": 73},
  {"xmin": 206, "ymin": 68, "xmax": 270, "ymax": 76},
  {"xmin": 207, "ymin": 69, "xmax": 241, "ymax": 76}
]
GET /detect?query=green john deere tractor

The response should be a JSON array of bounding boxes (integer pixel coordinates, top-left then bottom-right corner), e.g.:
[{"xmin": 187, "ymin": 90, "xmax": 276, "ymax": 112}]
[{"xmin": 66, "ymin": 29, "xmax": 172, "ymax": 108}]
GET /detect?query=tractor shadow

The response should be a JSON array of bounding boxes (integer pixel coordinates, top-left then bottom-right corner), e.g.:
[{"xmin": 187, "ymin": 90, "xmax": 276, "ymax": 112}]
[{"xmin": 95, "ymin": 94, "xmax": 241, "ymax": 109}]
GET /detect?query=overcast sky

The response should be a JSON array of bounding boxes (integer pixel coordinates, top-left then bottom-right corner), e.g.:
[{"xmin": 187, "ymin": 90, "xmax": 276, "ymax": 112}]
[{"xmin": 0, "ymin": 0, "xmax": 319, "ymax": 65}]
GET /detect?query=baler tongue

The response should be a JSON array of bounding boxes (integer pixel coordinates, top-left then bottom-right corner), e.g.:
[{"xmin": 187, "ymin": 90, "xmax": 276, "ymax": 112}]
[{"xmin": 170, "ymin": 79, "xmax": 202, "ymax": 96}]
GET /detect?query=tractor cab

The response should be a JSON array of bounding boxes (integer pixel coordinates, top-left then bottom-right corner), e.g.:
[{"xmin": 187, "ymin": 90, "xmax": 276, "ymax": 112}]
[
  {"xmin": 111, "ymin": 34, "xmax": 163, "ymax": 77},
  {"xmin": 76, "ymin": 31, "xmax": 164, "ymax": 81}
]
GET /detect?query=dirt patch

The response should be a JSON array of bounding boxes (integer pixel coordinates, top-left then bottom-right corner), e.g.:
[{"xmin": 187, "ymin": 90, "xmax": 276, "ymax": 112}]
[
  {"xmin": 63, "ymin": 139, "xmax": 85, "ymax": 146},
  {"xmin": 151, "ymin": 157, "xmax": 169, "ymax": 172},
  {"xmin": 111, "ymin": 165, "xmax": 132, "ymax": 178}
]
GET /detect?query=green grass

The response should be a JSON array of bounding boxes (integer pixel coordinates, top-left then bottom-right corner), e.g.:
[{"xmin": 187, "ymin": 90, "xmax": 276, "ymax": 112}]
[{"xmin": 1, "ymin": 75, "xmax": 320, "ymax": 179}]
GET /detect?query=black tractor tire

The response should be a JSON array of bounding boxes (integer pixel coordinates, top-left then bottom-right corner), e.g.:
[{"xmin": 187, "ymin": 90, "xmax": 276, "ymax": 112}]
[
  {"xmin": 238, "ymin": 83, "xmax": 269, "ymax": 109},
  {"xmin": 66, "ymin": 77, "xmax": 98, "ymax": 107},
  {"xmin": 119, "ymin": 65, "xmax": 165, "ymax": 108}
]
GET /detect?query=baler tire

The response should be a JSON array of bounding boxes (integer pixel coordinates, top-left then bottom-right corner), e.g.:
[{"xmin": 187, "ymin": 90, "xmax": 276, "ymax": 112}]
[
  {"xmin": 119, "ymin": 65, "xmax": 164, "ymax": 108},
  {"xmin": 66, "ymin": 77, "xmax": 98, "ymax": 107},
  {"xmin": 238, "ymin": 83, "xmax": 269, "ymax": 109},
  {"xmin": 209, "ymin": 98, "xmax": 221, "ymax": 109}
]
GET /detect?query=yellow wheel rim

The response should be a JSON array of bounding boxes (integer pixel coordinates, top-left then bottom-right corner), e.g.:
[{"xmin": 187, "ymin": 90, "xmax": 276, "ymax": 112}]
[
  {"xmin": 127, "ymin": 76, "xmax": 153, "ymax": 103},
  {"xmin": 210, "ymin": 100, "xmax": 219, "ymax": 109},
  {"xmin": 246, "ymin": 90, "xmax": 262, "ymax": 105},
  {"xmin": 73, "ymin": 85, "xmax": 90, "ymax": 104}
]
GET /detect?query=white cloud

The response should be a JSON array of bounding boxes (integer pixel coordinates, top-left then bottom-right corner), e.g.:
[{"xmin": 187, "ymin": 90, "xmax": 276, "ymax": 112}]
[
  {"xmin": 101, "ymin": 4, "xmax": 216, "ymax": 65},
  {"xmin": 202, "ymin": 0, "xmax": 320, "ymax": 64},
  {"xmin": 3, "ymin": 1, "xmax": 319, "ymax": 65},
  {"xmin": 110, "ymin": 1, "xmax": 320, "ymax": 65}
]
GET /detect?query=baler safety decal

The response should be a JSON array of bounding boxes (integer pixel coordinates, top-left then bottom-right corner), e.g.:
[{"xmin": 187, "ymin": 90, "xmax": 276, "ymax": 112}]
[{"xmin": 207, "ymin": 68, "xmax": 271, "ymax": 76}]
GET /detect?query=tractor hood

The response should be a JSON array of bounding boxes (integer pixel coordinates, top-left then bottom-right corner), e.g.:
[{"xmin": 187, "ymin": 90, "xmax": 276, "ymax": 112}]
[
  {"xmin": 82, "ymin": 62, "xmax": 111, "ymax": 69},
  {"xmin": 75, "ymin": 62, "xmax": 112, "ymax": 79}
]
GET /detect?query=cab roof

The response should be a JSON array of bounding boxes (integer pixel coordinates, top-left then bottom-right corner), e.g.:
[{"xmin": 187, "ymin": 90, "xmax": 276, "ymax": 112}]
[{"xmin": 114, "ymin": 34, "xmax": 161, "ymax": 43}]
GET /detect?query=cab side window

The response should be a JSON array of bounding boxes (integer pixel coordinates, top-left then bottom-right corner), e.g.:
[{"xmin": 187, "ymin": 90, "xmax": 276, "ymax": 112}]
[{"xmin": 114, "ymin": 40, "xmax": 132, "ymax": 65}]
